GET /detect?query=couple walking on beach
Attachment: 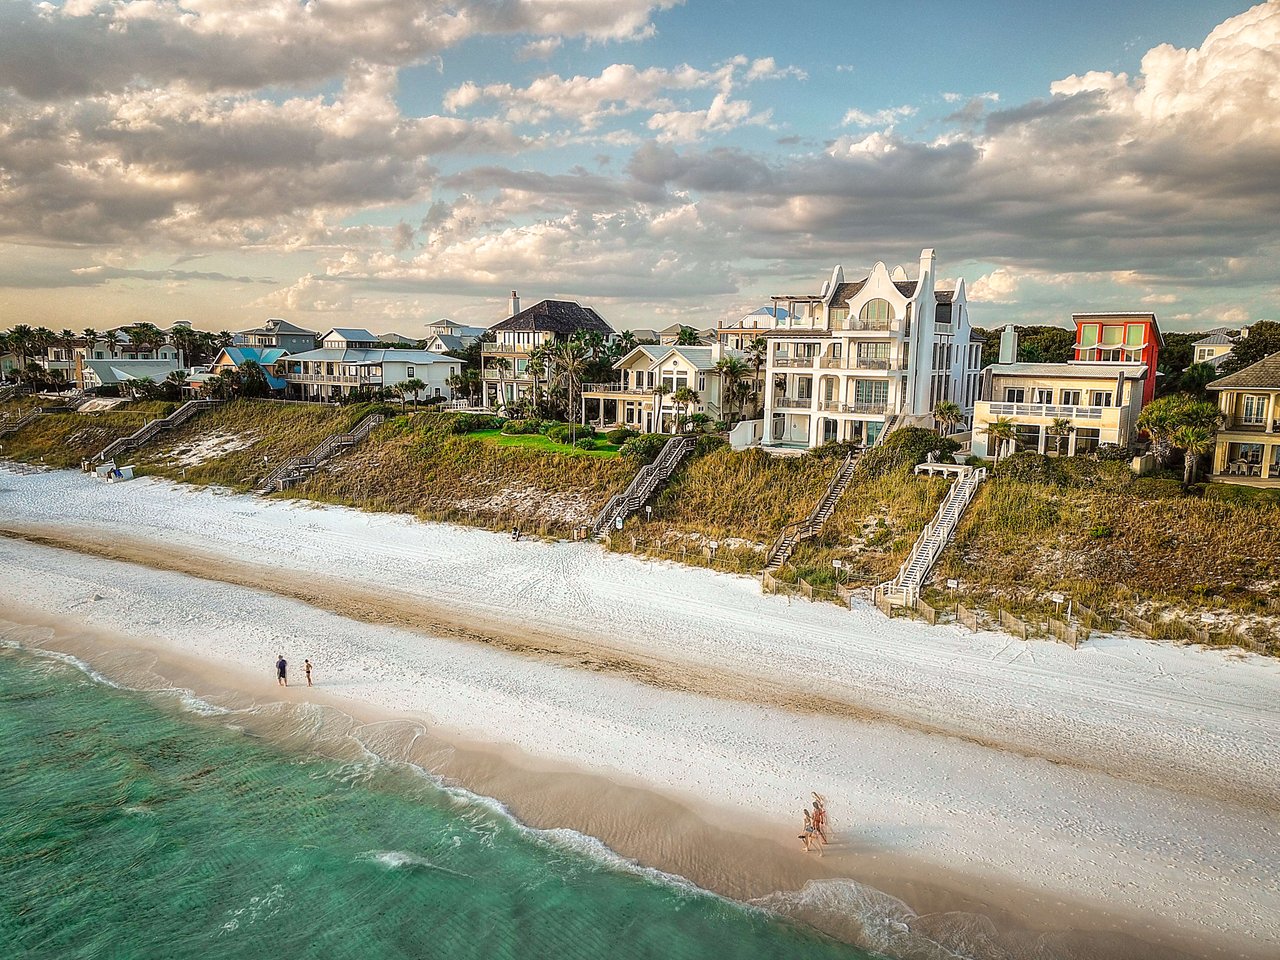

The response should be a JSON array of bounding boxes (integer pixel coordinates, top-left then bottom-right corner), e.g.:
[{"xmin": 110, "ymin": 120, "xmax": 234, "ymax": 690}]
[
  {"xmin": 801, "ymin": 793, "xmax": 829, "ymax": 855},
  {"xmin": 275, "ymin": 654, "xmax": 313, "ymax": 688}
]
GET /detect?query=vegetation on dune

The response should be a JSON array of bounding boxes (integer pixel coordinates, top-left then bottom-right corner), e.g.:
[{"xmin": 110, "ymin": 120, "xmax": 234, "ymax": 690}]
[
  {"xmin": 936, "ymin": 453, "xmax": 1280, "ymax": 653},
  {"xmin": 0, "ymin": 401, "xmax": 178, "ymax": 468},
  {"xmin": 127, "ymin": 399, "xmax": 369, "ymax": 490},
  {"xmin": 294, "ymin": 412, "xmax": 635, "ymax": 534}
]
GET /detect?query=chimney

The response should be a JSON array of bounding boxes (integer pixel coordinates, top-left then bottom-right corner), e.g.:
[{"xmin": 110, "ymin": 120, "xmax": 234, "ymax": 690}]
[
  {"xmin": 509, "ymin": 291, "xmax": 520, "ymax": 317},
  {"xmin": 999, "ymin": 324, "xmax": 1018, "ymax": 364}
]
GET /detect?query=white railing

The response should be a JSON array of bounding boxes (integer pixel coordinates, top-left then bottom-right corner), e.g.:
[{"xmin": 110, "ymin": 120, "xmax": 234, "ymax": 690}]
[
  {"xmin": 591, "ymin": 435, "xmax": 694, "ymax": 537},
  {"xmin": 832, "ymin": 318, "xmax": 894, "ymax": 332},
  {"xmin": 583, "ymin": 383, "xmax": 650, "ymax": 395},
  {"xmin": 879, "ymin": 466, "xmax": 987, "ymax": 605},
  {"xmin": 773, "ymin": 396, "xmax": 813, "ymax": 410},
  {"xmin": 987, "ymin": 402, "xmax": 1106, "ymax": 420},
  {"xmin": 96, "ymin": 399, "xmax": 221, "ymax": 462},
  {"xmin": 286, "ymin": 372, "xmax": 381, "ymax": 386},
  {"xmin": 774, "ymin": 357, "xmax": 816, "ymax": 368},
  {"xmin": 258, "ymin": 413, "xmax": 385, "ymax": 493},
  {"xmin": 818, "ymin": 401, "xmax": 889, "ymax": 415},
  {"xmin": 763, "ymin": 451, "xmax": 859, "ymax": 571}
]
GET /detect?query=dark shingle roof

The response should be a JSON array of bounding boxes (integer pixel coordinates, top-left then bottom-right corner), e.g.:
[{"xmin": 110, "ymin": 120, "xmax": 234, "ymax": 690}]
[
  {"xmin": 935, "ymin": 289, "xmax": 955, "ymax": 303},
  {"xmin": 893, "ymin": 280, "xmax": 919, "ymax": 296},
  {"xmin": 828, "ymin": 280, "xmax": 866, "ymax": 304},
  {"xmin": 1207, "ymin": 352, "xmax": 1280, "ymax": 391},
  {"xmin": 490, "ymin": 299, "xmax": 612, "ymax": 337}
]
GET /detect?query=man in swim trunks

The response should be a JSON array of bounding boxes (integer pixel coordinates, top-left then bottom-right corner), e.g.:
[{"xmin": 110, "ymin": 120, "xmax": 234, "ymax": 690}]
[
  {"xmin": 276, "ymin": 654, "xmax": 287, "ymax": 687},
  {"xmin": 304, "ymin": 659, "xmax": 313, "ymax": 687}
]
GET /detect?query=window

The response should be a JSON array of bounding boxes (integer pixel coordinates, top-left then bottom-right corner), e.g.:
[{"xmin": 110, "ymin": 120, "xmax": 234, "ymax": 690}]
[
  {"xmin": 859, "ymin": 299, "xmax": 891, "ymax": 320},
  {"xmin": 829, "ymin": 307, "xmax": 849, "ymax": 324},
  {"xmin": 1060, "ymin": 389, "xmax": 1081, "ymax": 405},
  {"xmin": 1074, "ymin": 427, "xmax": 1101, "ymax": 455},
  {"xmin": 1033, "ymin": 388, "xmax": 1052, "ymax": 404},
  {"xmin": 698, "ymin": 372, "xmax": 706, "ymax": 392},
  {"xmin": 1125, "ymin": 324, "xmax": 1145, "ymax": 347},
  {"xmin": 1004, "ymin": 388, "xmax": 1025, "ymax": 403},
  {"xmin": 1101, "ymin": 325, "xmax": 1124, "ymax": 346},
  {"xmin": 1196, "ymin": 347, "xmax": 1213, "ymax": 362},
  {"xmin": 1089, "ymin": 390, "xmax": 1113, "ymax": 407},
  {"xmin": 854, "ymin": 380, "xmax": 889, "ymax": 406},
  {"xmin": 1243, "ymin": 394, "xmax": 1268, "ymax": 424},
  {"xmin": 1014, "ymin": 424, "xmax": 1041, "ymax": 451},
  {"xmin": 1079, "ymin": 324, "xmax": 1099, "ymax": 348}
]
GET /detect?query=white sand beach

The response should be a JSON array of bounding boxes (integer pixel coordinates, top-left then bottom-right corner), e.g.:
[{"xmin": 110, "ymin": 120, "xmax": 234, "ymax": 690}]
[{"xmin": 1, "ymin": 467, "xmax": 1277, "ymax": 960}]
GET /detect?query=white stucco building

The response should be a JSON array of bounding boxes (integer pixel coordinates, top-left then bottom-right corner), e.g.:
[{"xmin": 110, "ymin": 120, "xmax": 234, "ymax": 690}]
[{"xmin": 761, "ymin": 249, "xmax": 980, "ymax": 449}]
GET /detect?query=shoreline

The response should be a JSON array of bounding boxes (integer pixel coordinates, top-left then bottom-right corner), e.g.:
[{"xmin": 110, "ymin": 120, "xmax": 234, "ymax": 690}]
[
  {"xmin": 0, "ymin": 608, "xmax": 1212, "ymax": 960},
  {"xmin": 1, "ymin": 468, "xmax": 1278, "ymax": 959}
]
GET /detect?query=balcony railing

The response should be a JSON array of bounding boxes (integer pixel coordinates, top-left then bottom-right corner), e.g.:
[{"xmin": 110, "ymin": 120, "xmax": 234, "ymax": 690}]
[
  {"xmin": 773, "ymin": 357, "xmax": 816, "ymax": 368},
  {"xmin": 772, "ymin": 396, "xmax": 814, "ymax": 410},
  {"xmin": 986, "ymin": 402, "xmax": 1105, "ymax": 420},
  {"xmin": 582, "ymin": 382, "xmax": 651, "ymax": 395},
  {"xmin": 1221, "ymin": 417, "xmax": 1274, "ymax": 433},
  {"xmin": 832, "ymin": 318, "xmax": 894, "ymax": 332},
  {"xmin": 818, "ymin": 401, "xmax": 890, "ymax": 415},
  {"xmin": 285, "ymin": 372, "xmax": 382, "ymax": 385},
  {"xmin": 482, "ymin": 342, "xmax": 538, "ymax": 354}
]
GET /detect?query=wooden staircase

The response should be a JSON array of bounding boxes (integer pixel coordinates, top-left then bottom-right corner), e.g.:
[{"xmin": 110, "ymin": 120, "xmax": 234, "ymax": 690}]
[
  {"xmin": 591, "ymin": 435, "xmax": 695, "ymax": 538},
  {"xmin": 96, "ymin": 399, "xmax": 222, "ymax": 464},
  {"xmin": 877, "ymin": 465, "xmax": 987, "ymax": 606},
  {"xmin": 763, "ymin": 451, "xmax": 859, "ymax": 572},
  {"xmin": 257, "ymin": 413, "xmax": 385, "ymax": 494},
  {"xmin": 0, "ymin": 409, "xmax": 41, "ymax": 438}
]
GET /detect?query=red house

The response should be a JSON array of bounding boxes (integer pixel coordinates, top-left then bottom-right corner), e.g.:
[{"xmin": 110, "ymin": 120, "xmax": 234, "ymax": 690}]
[{"xmin": 1072, "ymin": 312, "xmax": 1163, "ymax": 404}]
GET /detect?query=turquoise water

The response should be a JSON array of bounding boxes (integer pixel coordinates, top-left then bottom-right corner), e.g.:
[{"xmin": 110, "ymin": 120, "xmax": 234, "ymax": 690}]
[{"xmin": 0, "ymin": 647, "xmax": 874, "ymax": 960}]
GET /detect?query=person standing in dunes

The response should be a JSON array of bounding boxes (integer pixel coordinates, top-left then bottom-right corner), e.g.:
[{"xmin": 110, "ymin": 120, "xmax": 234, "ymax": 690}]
[
  {"xmin": 304, "ymin": 659, "xmax": 313, "ymax": 687},
  {"xmin": 275, "ymin": 654, "xmax": 287, "ymax": 687}
]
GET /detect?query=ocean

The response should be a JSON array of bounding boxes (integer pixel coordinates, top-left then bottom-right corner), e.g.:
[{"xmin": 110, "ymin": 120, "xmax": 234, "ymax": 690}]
[{"xmin": 0, "ymin": 644, "xmax": 874, "ymax": 960}]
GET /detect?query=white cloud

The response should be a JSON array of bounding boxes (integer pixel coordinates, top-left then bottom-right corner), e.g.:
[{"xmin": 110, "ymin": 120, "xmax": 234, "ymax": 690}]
[
  {"xmin": 253, "ymin": 273, "xmax": 352, "ymax": 313},
  {"xmin": 841, "ymin": 104, "xmax": 917, "ymax": 127},
  {"xmin": 517, "ymin": 37, "xmax": 563, "ymax": 61},
  {"xmin": 969, "ymin": 268, "xmax": 1021, "ymax": 303}
]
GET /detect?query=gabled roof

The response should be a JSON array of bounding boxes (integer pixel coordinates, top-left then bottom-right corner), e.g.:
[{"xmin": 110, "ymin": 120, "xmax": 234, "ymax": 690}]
[
  {"xmin": 1193, "ymin": 332, "xmax": 1235, "ymax": 346},
  {"xmin": 378, "ymin": 332, "xmax": 417, "ymax": 345},
  {"xmin": 489, "ymin": 299, "xmax": 612, "ymax": 337},
  {"xmin": 614, "ymin": 345, "xmax": 744, "ymax": 373},
  {"xmin": 893, "ymin": 280, "xmax": 919, "ymax": 296},
  {"xmin": 935, "ymin": 289, "xmax": 955, "ymax": 303},
  {"xmin": 82, "ymin": 358, "xmax": 182, "ymax": 385},
  {"xmin": 425, "ymin": 334, "xmax": 470, "ymax": 353},
  {"xmin": 828, "ymin": 280, "xmax": 866, "ymax": 304},
  {"xmin": 322, "ymin": 327, "xmax": 381, "ymax": 342},
  {"xmin": 217, "ymin": 346, "xmax": 289, "ymax": 367},
  {"xmin": 1207, "ymin": 352, "xmax": 1280, "ymax": 391}
]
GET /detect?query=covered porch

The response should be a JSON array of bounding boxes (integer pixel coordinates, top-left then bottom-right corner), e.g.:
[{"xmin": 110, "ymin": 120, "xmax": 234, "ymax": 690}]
[{"xmin": 1211, "ymin": 438, "xmax": 1280, "ymax": 483}]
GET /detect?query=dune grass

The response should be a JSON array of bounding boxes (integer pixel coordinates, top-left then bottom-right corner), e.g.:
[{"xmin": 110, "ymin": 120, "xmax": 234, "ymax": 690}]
[
  {"xmin": 128, "ymin": 399, "xmax": 370, "ymax": 491},
  {"xmin": 293, "ymin": 413, "xmax": 636, "ymax": 534},
  {"xmin": 0, "ymin": 401, "xmax": 178, "ymax": 469}
]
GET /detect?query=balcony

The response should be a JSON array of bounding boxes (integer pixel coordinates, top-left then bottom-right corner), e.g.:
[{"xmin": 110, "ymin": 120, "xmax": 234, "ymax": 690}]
[
  {"xmin": 482, "ymin": 341, "xmax": 538, "ymax": 355},
  {"xmin": 772, "ymin": 396, "xmax": 814, "ymax": 410},
  {"xmin": 582, "ymin": 382, "xmax": 650, "ymax": 396},
  {"xmin": 286, "ymin": 372, "xmax": 381, "ymax": 385},
  {"xmin": 986, "ymin": 402, "xmax": 1105, "ymax": 420},
  {"xmin": 832, "ymin": 318, "xmax": 894, "ymax": 333},
  {"xmin": 1220, "ymin": 417, "xmax": 1275, "ymax": 434},
  {"xmin": 773, "ymin": 357, "xmax": 816, "ymax": 368},
  {"xmin": 818, "ymin": 401, "xmax": 889, "ymax": 415}
]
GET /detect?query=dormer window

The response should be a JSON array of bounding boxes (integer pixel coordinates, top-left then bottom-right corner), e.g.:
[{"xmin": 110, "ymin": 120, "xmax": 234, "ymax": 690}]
[{"xmin": 859, "ymin": 299, "xmax": 891, "ymax": 321}]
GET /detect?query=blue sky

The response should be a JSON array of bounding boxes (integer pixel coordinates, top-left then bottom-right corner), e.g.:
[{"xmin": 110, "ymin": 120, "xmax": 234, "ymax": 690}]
[{"xmin": 0, "ymin": 0, "xmax": 1275, "ymax": 335}]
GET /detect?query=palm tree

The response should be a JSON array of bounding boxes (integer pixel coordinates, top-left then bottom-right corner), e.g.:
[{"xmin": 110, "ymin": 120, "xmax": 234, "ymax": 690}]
[
  {"xmin": 105, "ymin": 330, "xmax": 120, "ymax": 358},
  {"xmin": 1048, "ymin": 417, "xmax": 1074, "ymax": 456},
  {"xmin": 672, "ymin": 386, "xmax": 699, "ymax": 432},
  {"xmin": 618, "ymin": 330, "xmax": 638, "ymax": 352},
  {"xmin": 652, "ymin": 381, "xmax": 672, "ymax": 434},
  {"xmin": 489, "ymin": 356, "xmax": 512, "ymax": 412},
  {"xmin": 1138, "ymin": 394, "xmax": 1224, "ymax": 464},
  {"xmin": 745, "ymin": 336, "xmax": 768, "ymax": 415},
  {"xmin": 987, "ymin": 417, "xmax": 1015, "ymax": 467},
  {"xmin": 400, "ymin": 377, "xmax": 426, "ymax": 411},
  {"xmin": 9, "ymin": 324, "xmax": 34, "ymax": 372},
  {"xmin": 1173, "ymin": 424, "xmax": 1215, "ymax": 487},
  {"xmin": 674, "ymin": 325, "xmax": 700, "ymax": 346},
  {"xmin": 932, "ymin": 400, "xmax": 963, "ymax": 435},
  {"xmin": 550, "ymin": 339, "xmax": 590, "ymax": 432},
  {"xmin": 82, "ymin": 328, "xmax": 98, "ymax": 358},
  {"xmin": 712, "ymin": 356, "xmax": 749, "ymax": 426}
]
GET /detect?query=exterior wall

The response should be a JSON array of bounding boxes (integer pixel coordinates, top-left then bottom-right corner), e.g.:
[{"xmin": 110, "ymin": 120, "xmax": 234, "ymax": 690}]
[
  {"xmin": 380, "ymin": 358, "xmax": 458, "ymax": 398},
  {"xmin": 1193, "ymin": 342, "xmax": 1232, "ymax": 365},
  {"xmin": 1072, "ymin": 315, "xmax": 1160, "ymax": 404},
  {"xmin": 971, "ymin": 371, "xmax": 1143, "ymax": 458},
  {"xmin": 1210, "ymin": 387, "xmax": 1280, "ymax": 483},
  {"xmin": 761, "ymin": 250, "xmax": 976, "ymax": 449}
]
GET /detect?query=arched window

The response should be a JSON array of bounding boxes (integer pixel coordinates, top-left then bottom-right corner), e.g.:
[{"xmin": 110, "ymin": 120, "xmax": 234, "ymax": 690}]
[{"xmin": 859, "ymin": 299, "xmax": 892, "ymax": 320}]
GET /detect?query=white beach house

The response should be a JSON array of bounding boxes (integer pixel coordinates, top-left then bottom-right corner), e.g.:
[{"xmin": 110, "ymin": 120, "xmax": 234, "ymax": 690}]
[{"xmin": 762, "ymin": 249, "xmax": 981, "ymax": 449}]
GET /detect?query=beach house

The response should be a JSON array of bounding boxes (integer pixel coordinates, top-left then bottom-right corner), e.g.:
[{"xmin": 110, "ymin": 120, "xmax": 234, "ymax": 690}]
[
  {"xmin": 970, "ymin": 314, "xmax": 1162, "ymax": 459},
  {"xmin": 1206, "ymin": 352, "xmax": 1280, "ymax": 484},
  {"xmin": 480, "ymin": 293, "xmax": 614, "ymax": 410},
  {"xmin": 581, "ymin": 343, "xmax": 754, "ymax": 432},
  {"xmin": 715, "ymin": 306, "xmax": 792, "ymax": 351},
  {"xmin": 1190, "ymin": 329, "xmax": 1238, "ymax": 371},
  {"xmin": 232, "ymin": 318, "xmax": 318, "ymax": 353},
  {"xmin": 761, "ymin": 249, "xmax": 981, "ymax": 449},
  {"xmin": 282, "ymin": 346, "xmax": 458, "ymax": 401},
  {"xmin": 422, "ymin": 319, "xmax": 487, "ymax": 355}
]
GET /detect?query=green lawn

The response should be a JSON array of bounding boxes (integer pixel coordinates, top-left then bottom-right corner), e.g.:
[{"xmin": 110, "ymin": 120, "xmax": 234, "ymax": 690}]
[{"xmin": 471, "ymin": 429, "xmax": 621, "ymax": 458}]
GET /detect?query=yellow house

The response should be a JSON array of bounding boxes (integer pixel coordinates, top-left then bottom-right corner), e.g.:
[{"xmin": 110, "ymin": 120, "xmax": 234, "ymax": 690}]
[
  {"xmin": 1191, "ymin": 331, "xmax": 1236, "ymax": 370},
  {"xmin": 1207, "ymin": 353, "xmax": 1280, "ymax": 484},
  {"xmin": 581, "ymin": 344, "xmax": 751, "ymax": 433},
  {"xmin": 972, "ymin": 362, "xmax": 1149, "ymax": 458}
]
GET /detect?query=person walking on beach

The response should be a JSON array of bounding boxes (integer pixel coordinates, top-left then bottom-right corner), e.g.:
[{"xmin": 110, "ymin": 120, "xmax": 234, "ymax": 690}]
[
  {"xmin": 276, "ymin": 654, "xmax": 288, "ymax": 687},
  {"xmin": 304, "ymin": 659, "xmax": 313, "ymax": 687},
  {"xmin": 812, "ymin": 796, "xmax": 829, "ymax": 844},
  {"xmin": 799, "ymin": 810, "xmax": 822, "ymax": 855}
]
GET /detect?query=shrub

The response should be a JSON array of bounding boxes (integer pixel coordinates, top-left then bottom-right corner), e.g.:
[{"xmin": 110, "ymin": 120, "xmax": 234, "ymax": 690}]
[
  {"xmin": 449, "ymin": 413, "xmax": 504, "ymax": 434},
  {"xmin": 1095, "ymin": 443, "xmax": 1130, "ymax": 461},
  {"xmin": 574, "ymin": 438, "xmax": 597, "ymax": 450},
  {"xmin": 619, "ymin": 433, "xmax": 667, "ymax": 463},
  {"xmin": 1089, "ymin": 524, "xmax": 1114, "ymax": 539},
  {"xmin": 605, "ymin": 427, "xmax": 637, "ymax": 445},
  {"xmin": 693, "ymin": 434, "xmax": 728, "ymax": 457},
  {"xmin": 858, "ymin": 427, "xmax": 959, "ymax": 478},
  {"xmin": 807, "ymin": 440, "xmax": 861, "ymax": 461},
  {"xmin": 546, "ymin": 423, "xmax": 595, "ymax": 444},
  {"xmin": 504, "ymin": 419, "xmax": 542, "ymax": 435}
]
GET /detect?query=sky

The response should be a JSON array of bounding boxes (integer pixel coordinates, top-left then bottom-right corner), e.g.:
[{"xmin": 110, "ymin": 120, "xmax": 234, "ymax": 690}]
[{"xmin": 0, "ymin": 0, "xmax": 1276, "ymax": 336}]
